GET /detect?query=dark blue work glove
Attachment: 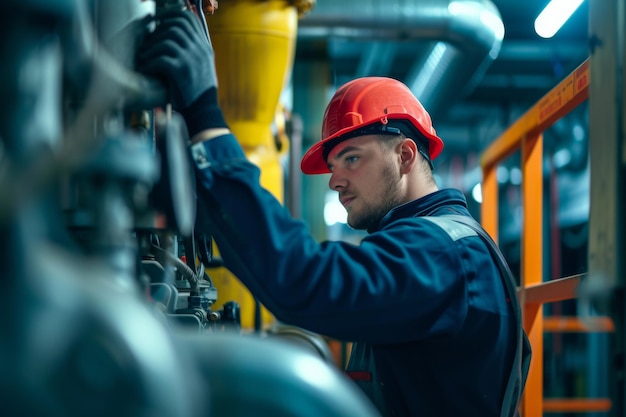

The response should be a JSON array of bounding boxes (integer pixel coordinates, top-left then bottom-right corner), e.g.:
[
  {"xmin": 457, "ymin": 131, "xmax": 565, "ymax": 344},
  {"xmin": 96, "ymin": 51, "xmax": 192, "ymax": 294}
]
[{"xmin": 136, "ymin": 9, "xmax": 228, "ymax": 136}]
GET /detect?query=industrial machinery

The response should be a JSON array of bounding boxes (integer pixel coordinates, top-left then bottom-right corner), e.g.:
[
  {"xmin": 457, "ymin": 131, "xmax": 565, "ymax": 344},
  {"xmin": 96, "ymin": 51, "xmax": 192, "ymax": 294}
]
[{"xmin": 0, "ymin": 0, "xmax": 381, "ymax": 415}]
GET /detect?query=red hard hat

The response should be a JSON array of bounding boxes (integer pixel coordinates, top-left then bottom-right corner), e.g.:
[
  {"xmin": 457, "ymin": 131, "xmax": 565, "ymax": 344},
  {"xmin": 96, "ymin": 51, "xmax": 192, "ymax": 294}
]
[{"xmin": 300, "ymin": 77, "xmax": 444, "ymax": 175}]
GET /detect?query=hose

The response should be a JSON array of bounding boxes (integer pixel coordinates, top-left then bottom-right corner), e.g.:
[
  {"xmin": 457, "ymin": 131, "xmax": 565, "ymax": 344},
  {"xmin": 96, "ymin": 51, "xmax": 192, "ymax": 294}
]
[{"xmin": 151, "ymin": 244, "xmax": 198, "ymax": 291}]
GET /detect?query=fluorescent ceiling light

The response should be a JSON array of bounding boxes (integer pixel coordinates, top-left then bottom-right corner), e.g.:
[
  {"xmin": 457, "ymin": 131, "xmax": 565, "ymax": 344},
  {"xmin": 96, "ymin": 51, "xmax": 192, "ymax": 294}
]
[{"xmin": 534, "ymin": 0, "xmax": 585, "ymax": 38}]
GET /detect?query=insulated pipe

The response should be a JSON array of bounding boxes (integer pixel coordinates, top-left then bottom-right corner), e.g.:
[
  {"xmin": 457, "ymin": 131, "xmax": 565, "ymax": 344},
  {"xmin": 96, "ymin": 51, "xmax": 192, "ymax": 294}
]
[
  {"xmin": 181, "ymin": 331, "xmax": 382, "ymax": 417},
  {"xmin": 297, "ymin": 0, "xmax": 504, "ymax": 117}
]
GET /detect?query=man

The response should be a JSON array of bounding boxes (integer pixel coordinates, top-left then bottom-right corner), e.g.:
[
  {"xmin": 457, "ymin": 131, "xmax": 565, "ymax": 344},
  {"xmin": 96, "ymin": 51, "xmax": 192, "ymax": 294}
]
[{"xmin": 137, "ymin": 9, "xmax": 528, "ymax": 417}]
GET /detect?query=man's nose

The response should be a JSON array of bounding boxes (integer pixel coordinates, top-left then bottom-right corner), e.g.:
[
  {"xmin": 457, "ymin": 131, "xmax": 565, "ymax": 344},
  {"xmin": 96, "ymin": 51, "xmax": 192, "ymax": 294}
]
[{"xmin": 328, "ymin": 171, "xmax": 347, "ymax": 190}]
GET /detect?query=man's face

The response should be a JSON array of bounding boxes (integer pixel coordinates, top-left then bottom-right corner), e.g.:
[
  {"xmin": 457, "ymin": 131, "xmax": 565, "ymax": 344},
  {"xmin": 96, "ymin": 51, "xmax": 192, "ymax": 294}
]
[{"xmin": 326, "ymin": 134, "xmax": 403, "ymax": 231}]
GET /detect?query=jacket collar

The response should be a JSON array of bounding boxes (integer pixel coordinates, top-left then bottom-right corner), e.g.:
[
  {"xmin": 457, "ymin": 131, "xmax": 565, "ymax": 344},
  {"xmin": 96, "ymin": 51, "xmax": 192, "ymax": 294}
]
[{"xmin": 370, "ymin": 188, "xmax": 469, "ymax": 233}]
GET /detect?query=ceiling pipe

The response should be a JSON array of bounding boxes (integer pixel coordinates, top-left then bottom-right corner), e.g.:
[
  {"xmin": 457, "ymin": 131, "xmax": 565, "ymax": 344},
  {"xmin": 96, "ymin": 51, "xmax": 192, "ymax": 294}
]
[{"xmin": 297, "ymin": 0, "xmax": 504, "ymax": 118}]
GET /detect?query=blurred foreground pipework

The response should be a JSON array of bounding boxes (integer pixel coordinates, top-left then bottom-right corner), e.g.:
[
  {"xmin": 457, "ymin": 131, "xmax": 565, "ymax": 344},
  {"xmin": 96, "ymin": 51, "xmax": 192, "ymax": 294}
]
[{"xmin": 0, "ymin": 1, "xmax": 380, "ymax": 416}]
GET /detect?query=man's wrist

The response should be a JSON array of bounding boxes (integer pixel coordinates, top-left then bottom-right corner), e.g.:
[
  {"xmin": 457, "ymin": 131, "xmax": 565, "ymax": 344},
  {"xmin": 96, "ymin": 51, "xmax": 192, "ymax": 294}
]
[{"xmin": 179, "ymin": 87, "xmax": 229, "ymax": 137}]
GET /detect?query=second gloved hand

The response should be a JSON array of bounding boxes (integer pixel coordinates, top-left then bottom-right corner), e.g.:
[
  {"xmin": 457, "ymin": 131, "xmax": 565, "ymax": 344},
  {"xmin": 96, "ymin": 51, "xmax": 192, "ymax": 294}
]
[{"xmin": 136, "ymin": 9, "xmax": 217, "ymax": 110}]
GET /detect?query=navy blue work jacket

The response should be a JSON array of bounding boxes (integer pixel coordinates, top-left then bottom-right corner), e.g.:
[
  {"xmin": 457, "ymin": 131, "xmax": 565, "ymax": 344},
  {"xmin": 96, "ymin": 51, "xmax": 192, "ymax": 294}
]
[{"xmin": 190, "ymin": 133, "xmax": 516, "ymax": 417}]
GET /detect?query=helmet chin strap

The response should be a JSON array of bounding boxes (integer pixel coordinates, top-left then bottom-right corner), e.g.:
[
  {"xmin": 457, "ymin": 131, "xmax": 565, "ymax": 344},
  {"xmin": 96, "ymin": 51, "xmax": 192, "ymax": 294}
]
[{"xmin": 416, "ymin": 146, "xmax": 434, "ymax": 171}]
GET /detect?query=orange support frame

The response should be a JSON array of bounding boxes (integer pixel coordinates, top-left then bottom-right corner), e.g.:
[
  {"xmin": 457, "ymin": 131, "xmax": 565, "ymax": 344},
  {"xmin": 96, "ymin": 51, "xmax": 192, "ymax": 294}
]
[{"xmin": 479, "ymin": 59, "xmax": 606, "ymax": 416}]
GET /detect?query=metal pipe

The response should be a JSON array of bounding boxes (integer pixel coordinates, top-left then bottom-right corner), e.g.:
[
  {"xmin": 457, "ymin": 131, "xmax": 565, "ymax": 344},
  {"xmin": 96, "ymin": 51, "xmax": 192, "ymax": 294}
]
[{"xmin": 297, "ymin": 0, "xmax": 504, "ymax": 117}]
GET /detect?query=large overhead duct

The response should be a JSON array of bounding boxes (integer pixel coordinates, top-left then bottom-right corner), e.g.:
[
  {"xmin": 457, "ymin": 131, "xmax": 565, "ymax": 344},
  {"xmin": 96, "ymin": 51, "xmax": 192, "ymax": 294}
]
[{"xmin": 297, "ymin": 0, "xmax": 504, "ymax": 118}]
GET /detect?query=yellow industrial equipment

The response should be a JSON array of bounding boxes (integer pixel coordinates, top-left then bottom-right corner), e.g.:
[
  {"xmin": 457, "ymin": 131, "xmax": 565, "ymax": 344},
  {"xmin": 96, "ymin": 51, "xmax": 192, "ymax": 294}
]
[{"xmin": 203, "ymin": 0, "xmax": 314, "ymax": 330}]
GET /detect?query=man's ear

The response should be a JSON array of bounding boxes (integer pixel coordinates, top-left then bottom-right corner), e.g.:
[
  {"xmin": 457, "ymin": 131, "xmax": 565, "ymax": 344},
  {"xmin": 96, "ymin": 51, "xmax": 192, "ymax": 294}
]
[{"xmin": 399, "ymin": 138, "xmax": 418, "ymax": 174}]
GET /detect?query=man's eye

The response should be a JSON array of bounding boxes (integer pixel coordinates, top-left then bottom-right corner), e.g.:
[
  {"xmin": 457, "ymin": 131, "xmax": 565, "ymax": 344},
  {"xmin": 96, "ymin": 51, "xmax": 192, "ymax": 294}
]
[{"xmin": 345, "ymin": 156, "xmax": 359, "ymax": 164}]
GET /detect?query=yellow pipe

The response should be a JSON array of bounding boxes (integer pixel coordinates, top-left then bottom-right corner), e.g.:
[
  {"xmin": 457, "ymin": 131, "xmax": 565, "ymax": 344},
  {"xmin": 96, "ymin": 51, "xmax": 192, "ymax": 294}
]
[{"xmin": 203, "ymin": 0, "xmax": 313, "ymax": 330}]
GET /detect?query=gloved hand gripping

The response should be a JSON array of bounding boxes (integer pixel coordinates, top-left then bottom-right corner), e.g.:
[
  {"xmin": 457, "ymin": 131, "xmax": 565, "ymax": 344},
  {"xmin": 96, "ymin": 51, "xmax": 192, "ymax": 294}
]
[
  {"xmin": 137, "ymin": 9, "xmax": 228, "ymax": 136},
  {"xmin": 137, "ymin": 9, "xmax": 216, "ymax": 109}
]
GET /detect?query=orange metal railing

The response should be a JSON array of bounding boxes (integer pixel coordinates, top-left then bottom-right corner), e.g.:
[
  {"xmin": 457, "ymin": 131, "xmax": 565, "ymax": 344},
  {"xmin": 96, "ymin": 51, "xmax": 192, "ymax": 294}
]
[{"xmin": 479, "ymin": 58, "xmax": 613, "ymax": 416}]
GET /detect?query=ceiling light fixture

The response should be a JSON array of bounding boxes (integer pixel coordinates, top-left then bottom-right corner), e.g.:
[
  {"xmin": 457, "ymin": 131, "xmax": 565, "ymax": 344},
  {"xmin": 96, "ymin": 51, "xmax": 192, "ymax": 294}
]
[{"xmin": 534, "ymin": 0, "xmax": 585, "ymax": 39}]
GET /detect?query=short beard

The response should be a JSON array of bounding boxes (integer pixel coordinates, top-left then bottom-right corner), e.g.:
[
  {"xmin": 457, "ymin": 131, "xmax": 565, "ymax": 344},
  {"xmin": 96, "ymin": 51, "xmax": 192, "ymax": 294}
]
[{"xmin": 348, "ymin": 162, "xmax": 402, "ymax": 231}]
